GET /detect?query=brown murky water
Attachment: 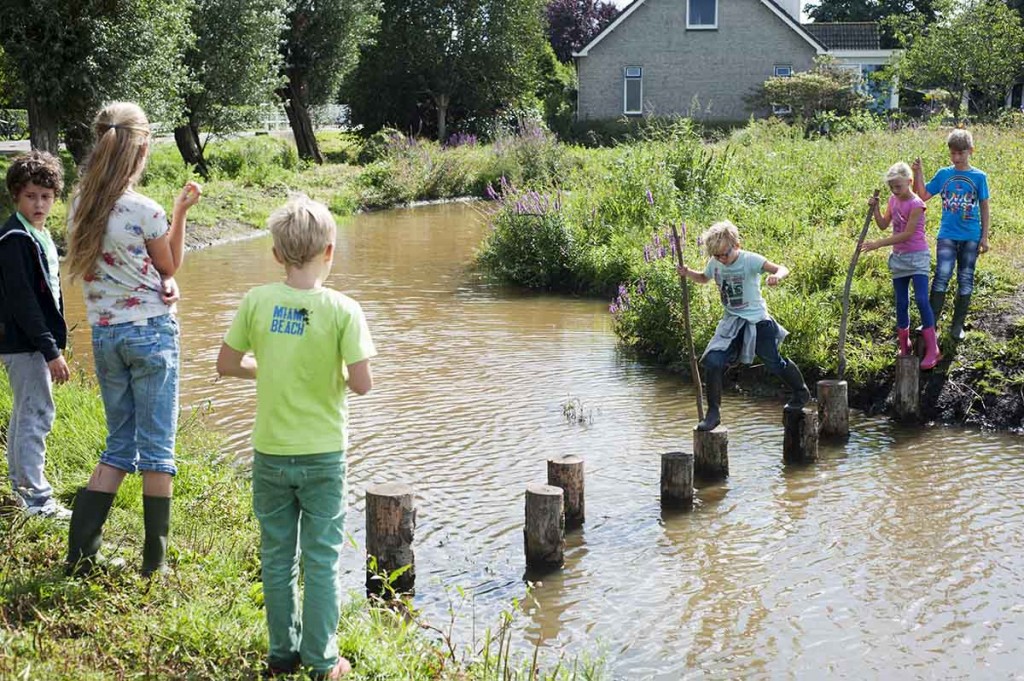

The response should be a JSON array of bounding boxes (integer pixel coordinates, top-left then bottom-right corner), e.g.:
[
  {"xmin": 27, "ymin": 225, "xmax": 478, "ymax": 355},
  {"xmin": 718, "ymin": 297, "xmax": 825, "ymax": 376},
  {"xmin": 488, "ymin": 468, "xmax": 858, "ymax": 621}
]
[{"xmin": 62, "ymin": 204, "xmax": 1024, "ymax": 678}]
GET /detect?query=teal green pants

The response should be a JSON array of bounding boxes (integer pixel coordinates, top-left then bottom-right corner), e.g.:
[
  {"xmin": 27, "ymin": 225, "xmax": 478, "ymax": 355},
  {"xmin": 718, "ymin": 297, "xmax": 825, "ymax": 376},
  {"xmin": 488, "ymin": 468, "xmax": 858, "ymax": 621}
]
[{"xmin": 252, "ymin": 451, "xmax": 346, "ymax": 673}]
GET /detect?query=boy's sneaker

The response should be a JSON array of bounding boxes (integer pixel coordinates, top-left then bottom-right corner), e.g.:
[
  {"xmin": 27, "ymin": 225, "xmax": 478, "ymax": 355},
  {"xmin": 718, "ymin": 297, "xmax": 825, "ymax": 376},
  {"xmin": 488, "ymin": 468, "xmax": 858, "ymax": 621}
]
[{"xmin": 25, "ymin": 499, "xmax": 73, "ymax": 521}]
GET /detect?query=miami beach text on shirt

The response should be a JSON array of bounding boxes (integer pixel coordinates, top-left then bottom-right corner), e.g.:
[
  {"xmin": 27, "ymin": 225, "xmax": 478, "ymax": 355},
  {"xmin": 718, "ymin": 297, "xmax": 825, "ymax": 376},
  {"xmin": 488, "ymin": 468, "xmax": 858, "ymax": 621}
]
[{"xmin": 270, "ymin": 305, "xmax": 310, "ymax": 336}]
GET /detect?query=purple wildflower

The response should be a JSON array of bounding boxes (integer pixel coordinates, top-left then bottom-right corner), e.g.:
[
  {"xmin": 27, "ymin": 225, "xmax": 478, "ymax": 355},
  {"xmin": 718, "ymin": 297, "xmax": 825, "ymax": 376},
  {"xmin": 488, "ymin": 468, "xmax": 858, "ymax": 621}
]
[{"xmin": 646, "ymin": 189, "xmax": 654, "ymax": 206}]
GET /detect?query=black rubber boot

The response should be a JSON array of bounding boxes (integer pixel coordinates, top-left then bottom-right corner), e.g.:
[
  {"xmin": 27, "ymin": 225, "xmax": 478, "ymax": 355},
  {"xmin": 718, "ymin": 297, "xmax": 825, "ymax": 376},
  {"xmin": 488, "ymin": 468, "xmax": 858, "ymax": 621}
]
[
  {"xmin": 66, "ymin": 488, "xmax": 116, "ymax": 576},
  {"xmin": 779, "ymin": 360, "xmax": 811, "ymax": 410},
  {"xmin": 949, "ymin": 293, "xmax": 971, "ymax": 341},
  {"xmin": 141, "ymin": 495, "xmax": 172, "ymax": 577},
  {"xmin": 697, "ymin": 366, "xmax": 723, "ymax": 431},
  {"xmin": 929, "ymin": 290, "xmax": 947, "ymax": 325}
]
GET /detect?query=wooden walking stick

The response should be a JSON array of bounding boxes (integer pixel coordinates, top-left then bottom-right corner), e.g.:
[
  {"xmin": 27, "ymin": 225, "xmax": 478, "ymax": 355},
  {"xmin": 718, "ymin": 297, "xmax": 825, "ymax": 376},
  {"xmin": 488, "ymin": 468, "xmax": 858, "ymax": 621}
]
[
  {"xmin": 837, "ymin": 189, "xmax": 881, "ymax": 381},
  {"xmin": 671, "ymin": 223, "xmax": 704, "ymax": 422}
]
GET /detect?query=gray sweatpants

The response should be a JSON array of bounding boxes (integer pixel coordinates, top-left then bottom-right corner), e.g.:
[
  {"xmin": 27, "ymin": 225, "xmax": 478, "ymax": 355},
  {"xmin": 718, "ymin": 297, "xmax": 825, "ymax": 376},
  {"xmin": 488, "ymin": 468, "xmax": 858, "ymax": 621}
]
[{"xmin": 0, "ymin": 352, "xmax": 55, "ymax": 507}]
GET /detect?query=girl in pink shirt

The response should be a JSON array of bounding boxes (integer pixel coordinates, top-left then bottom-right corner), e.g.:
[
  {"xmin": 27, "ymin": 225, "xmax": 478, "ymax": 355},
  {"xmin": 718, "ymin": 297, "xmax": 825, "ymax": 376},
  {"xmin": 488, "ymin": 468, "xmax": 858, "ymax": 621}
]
[{"xmin": 861, "ymin": 161, "xmax": 941, "ymax": 370}]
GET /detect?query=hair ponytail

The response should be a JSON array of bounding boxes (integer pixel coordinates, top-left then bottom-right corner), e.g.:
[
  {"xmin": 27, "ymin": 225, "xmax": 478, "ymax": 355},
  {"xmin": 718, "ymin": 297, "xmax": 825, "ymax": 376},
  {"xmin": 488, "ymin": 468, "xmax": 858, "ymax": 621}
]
[{"xmin": 65, "ymin": 102, "xmax": 151, "ymax": 280}]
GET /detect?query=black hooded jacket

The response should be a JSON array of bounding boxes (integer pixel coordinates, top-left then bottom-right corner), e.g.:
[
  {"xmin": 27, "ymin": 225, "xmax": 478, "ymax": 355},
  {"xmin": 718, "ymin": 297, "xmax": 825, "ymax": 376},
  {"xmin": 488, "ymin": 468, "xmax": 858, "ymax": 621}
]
[{"xmin": 0, "ymin": 212, "xmax": 67, "ymax": 360}]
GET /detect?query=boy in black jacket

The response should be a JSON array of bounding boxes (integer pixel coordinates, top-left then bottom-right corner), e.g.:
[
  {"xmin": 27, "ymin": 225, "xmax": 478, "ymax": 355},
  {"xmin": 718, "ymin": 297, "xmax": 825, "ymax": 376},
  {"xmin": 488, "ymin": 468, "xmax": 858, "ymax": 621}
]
[{"xmin": 0, "ymin": 151, "xmax": 71, "ymax": 518}]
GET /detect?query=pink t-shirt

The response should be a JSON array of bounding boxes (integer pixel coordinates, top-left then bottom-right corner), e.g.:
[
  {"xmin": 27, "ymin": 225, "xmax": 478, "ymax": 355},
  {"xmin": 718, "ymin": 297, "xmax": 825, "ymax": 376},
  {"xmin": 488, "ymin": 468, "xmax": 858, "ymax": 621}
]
[{"xmin": 889, "ymin": 194, "xmax": 928, "ymax": 254}]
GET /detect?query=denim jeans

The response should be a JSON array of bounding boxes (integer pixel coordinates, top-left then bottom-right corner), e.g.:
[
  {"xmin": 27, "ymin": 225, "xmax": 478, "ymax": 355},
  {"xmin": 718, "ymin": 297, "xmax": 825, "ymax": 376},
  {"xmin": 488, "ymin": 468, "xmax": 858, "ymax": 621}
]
[
  {"xmin": 932, "ymin": 238, "xmax": 979, "ymax": 296},
  {"xmin": 91, "ymin": 314, "xmax": 179, "ymax": 475},
  {"xmin": 703, "ymin": 318, "xmax": 788, "ymax": 375},
  {"xmin": 0, "ymin": 352, "xmax": 55, "ymax": 507},
  {"xmin": 252, "ymin": 450, "xmax": 346, "ymax": 673}
]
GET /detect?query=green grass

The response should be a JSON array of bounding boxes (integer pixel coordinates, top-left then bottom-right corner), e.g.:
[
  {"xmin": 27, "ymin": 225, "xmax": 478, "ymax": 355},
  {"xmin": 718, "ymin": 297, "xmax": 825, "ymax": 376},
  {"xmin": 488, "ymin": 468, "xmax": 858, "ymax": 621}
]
[{"xmin": 0, "ymin": 371, "xmax": 603, "ymax": 679}]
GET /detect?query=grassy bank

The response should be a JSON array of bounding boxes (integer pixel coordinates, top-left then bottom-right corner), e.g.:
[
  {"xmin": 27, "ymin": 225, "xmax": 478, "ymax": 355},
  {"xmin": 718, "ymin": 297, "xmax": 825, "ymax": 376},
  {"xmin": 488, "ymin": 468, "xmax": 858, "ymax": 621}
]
[
  {"xmin": 478, "ymin": 119, "xmax": 1024, "ymax": 427},
  {"xmin": 0, "ymin": 371, "xmax": 602, "ymax": 679}
]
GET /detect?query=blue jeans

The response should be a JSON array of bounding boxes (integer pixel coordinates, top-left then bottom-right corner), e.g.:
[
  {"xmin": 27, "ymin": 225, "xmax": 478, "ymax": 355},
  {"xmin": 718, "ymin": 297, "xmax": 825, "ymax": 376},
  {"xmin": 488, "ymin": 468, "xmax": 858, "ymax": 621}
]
[
  {"xmin": 932, "ymin": 238, "xmax": 979, "ymax": 296},
  {"xmin": 91, "ymin": 314, "xmax": 179, "ymax": 475},
  {"xmin": 252, "ymin": 450, "xmax": 346, "ymax": 673},
  {"xmin": 703, "ymin": 319, "xmax": 787, "ymax": 375},
  {"xmin": 894, "ymin": 274, "xmax": 934, "ymax": 329}
]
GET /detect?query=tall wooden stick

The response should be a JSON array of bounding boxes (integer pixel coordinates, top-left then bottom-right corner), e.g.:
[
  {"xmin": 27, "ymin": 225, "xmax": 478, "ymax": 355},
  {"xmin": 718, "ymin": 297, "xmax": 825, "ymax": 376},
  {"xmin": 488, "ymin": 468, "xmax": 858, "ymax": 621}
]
[
  {"xmin": 671, "ymin": 223, "xmax": 704, "ymax": 422},
  {"xmin": 837, "ymin": 189, "xmax": 881, "ymax": 380}
]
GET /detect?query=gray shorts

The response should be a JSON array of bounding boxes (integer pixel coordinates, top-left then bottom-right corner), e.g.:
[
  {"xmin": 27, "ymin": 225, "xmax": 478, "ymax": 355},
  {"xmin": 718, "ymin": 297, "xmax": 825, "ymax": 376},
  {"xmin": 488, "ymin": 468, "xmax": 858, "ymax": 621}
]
[{"xmin": 888, "ymin": 249, "xmax": 931, "ymax": 279}]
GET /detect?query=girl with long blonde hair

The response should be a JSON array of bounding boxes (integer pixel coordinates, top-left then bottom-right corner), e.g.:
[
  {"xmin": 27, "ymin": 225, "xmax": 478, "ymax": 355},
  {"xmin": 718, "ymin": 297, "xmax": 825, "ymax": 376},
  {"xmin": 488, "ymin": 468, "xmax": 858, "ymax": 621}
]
[{"xmin": 65, "ymin": 102, "xmax": 202, "ymax": 577}]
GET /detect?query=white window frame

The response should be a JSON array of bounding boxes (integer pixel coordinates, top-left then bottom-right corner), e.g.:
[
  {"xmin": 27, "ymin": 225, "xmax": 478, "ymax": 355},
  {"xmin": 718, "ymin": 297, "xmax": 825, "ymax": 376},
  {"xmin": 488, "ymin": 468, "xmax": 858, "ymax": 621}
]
[
  {"xmin": 686, "ymin": 0, "xmax": 718, "ymax": 29},
  {"xmin": 772, "ymin": 64, "xmax": 793, "ymax": 115},
  {"xmin": 623, "ymin": 66, "xmax": 643, "ymax": 115}
]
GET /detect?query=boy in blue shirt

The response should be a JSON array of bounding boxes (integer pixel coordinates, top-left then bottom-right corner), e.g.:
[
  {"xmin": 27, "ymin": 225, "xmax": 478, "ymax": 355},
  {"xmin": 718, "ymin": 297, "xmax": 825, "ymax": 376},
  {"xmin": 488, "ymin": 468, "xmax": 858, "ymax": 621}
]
[
  {"xmin": 0, "ymin": 151, "xmax": 71, "ymax": 518},
  {"xmin": 913, "ymin": 129, "xmax": 991, "ymax": 341}
]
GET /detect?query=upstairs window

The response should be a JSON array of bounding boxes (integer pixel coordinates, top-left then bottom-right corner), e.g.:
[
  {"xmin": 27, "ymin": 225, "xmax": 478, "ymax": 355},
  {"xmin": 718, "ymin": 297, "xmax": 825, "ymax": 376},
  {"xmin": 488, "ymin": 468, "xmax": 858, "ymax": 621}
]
[
  {"xmin": 687, "ymin": 0, "xmax": 717, "ymax": 29},
  {"xmin": 624, "ymin": 66, "xmax": 643, "ymax": 115}
]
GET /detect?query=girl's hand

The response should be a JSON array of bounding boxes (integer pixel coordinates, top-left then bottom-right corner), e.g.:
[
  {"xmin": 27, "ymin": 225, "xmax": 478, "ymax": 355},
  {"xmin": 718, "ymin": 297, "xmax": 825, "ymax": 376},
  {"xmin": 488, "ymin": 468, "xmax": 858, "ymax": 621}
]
[
  {"xmin": 979, "ymin": 238, "xmax": 990, "ymax": 255},
  {"xmin": 860, "ymin": 240, "xmax": 877, "ymax": 253},
  {"xmin": 912, "ymin": 157, "xmax": 922, "ymax": 175},
  {"xmin": 867, "ymin": 195, "xmax": 879, "ymax": 209},
  {"xmin": 161, "ymin": 277, "xmax": 181, "ymax": 305},
  {"xmin": 175, "ymin": 181, "xmax": 202, "ymax": 211}
]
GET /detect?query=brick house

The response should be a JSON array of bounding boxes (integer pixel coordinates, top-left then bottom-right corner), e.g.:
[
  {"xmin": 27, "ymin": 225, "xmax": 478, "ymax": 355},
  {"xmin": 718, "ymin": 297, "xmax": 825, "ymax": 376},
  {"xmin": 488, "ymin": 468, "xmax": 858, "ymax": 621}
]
[{"xmin": 573, "ymin": 0, "xmax": 897, "ymax": 122}]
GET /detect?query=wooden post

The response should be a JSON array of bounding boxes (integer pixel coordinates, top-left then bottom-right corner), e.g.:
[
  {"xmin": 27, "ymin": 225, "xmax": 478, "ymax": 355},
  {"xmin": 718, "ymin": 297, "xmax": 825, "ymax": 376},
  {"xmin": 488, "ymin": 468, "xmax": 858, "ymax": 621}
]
[
  {"xmin": 894, "ymin": 355, "xmax": 920, "ymax": 421},
  {"xmin": 524, "ymin": 484, "xmax": 565, "ymax": 570},
  {"xmin": 365, "ymin": 483, "xmax": 416, "ymax": 597},
  {"xmin": 783, "ymin": 406, "xmax": 819, "ymax": 464},
  {"xmin": 547, "ymin": 455, "xmax": 584, "ymax": 530},
  {"xmin": 693, "ymin": 426, "xmax": 729, "ymax": 481},
  {"xmin": 816, "ymin": 379, "xmax": 849, "ymax": 438},
  {"xmin": 661, "ymin": 452, "xmax": 694, "ymax": 510},
  {"xmin": 670, "ymin": 223, "xmax": 705, "ymax": 423}
]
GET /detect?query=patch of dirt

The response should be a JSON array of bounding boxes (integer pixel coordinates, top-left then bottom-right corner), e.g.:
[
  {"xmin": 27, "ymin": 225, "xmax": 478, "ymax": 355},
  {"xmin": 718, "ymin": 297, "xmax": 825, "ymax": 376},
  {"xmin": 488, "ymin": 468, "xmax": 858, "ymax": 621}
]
[{"xmin": 185, "ymin": 219, "xmax": 265, "ymax": 251}]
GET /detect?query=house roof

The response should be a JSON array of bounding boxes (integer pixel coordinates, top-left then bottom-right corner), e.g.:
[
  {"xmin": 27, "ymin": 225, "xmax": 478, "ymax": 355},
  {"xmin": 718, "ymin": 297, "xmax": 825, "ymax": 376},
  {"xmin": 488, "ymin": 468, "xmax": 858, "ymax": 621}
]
[
  {"xmin": 802, "ymin": 22, "xmax": 882, "ymax": 50},
  {"xmin": 573, "ymin": 0, "xmax": 827, "ymax": 57}
]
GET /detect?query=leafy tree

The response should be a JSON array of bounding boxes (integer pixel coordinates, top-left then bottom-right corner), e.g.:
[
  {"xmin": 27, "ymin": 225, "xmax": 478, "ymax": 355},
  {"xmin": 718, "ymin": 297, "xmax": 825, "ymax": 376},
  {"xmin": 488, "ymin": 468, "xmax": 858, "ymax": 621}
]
[
  {"xmin": 176, "ymin": 0, "xmax": 286, "ymax": 178},
  {"xmin": 748, "ymin": 56, "xmax": 870, "ymax": 118},
  {"xmin": 346, "ymin": 0, "xmax": 547, "ymax": 141},
  {"xmin": 805, "ymin": 0, "xmax": 943, "ymax": 46},
  {"xmin": 891, "ymin": 0, "xmax": 1024, "ymax": 116},
  {"xmin": 0, "ymin": 46, "xmax": 21, "ymax": 108},
  {"xmin": 0, "ymin": 0, "xmax": 191, "ymax": 160},
  {"xmin": 278, "ymin": 0, "xmax": 380, "ymax": 163},
  {"xmin": 545, "ymin": 0, "xmax": 619, "ymax": 62}
]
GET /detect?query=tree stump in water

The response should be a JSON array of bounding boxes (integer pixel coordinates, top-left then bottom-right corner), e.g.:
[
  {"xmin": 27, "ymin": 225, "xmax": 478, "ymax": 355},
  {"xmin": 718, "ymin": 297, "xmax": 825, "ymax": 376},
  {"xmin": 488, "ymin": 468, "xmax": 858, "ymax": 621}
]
[
  {"xmin": 547, "ymin": 455, "xmax": 584, "ymax": 530},
  {"xmin": 661, "ymin": 451, "xmax": 694, "ymax": 510},
  {"xmin": 524, "ymin": 484, "xmax": 565, "ymax": 571},
  {"xmin": 365, "ymin": 483, "xmax": 416, "ymax": 597},
  {"xmin": 816, "ymin": 379, "xmax": 849, "ymax": 438},
  {"xmin": 783, "ymin": 406, "xmax": 819, "ymax": 464},
  {"xmin": 693, "ymin": 426, "xmax": 729, "ymax": 481},
  {"xmin": 894, "ymin": 355, "xmax": 920, "ymax": 421}
]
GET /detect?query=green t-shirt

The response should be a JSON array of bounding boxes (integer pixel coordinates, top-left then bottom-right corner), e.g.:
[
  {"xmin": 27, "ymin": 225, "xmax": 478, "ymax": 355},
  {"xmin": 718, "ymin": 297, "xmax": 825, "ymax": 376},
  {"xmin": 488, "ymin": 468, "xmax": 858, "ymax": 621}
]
[
  {"xmin": 224, "ymin": 282, "xmax": 377, "ymax": 455},
  {"xmin": 17, "ymin": 212, "xmax": 61, "ymax": 308}
]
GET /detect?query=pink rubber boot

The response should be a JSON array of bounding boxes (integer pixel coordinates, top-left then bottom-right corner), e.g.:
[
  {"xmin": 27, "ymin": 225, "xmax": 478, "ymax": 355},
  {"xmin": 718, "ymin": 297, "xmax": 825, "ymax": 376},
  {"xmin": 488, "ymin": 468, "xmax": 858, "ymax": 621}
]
[
  {"xmin": 920, "ymin": 326, "xmax": 942, "ymax": 370},
  {"xmin": 897, "ymin": 327, "xmax": 912, "ymax": 356}
]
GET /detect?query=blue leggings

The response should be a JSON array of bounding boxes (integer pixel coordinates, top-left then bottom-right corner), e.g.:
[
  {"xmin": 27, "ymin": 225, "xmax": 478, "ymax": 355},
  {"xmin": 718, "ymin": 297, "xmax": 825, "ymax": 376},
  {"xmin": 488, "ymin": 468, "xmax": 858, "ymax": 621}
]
[{"xmin": 894, "ymin": 274, "xmax": 934, "ymax": 329}]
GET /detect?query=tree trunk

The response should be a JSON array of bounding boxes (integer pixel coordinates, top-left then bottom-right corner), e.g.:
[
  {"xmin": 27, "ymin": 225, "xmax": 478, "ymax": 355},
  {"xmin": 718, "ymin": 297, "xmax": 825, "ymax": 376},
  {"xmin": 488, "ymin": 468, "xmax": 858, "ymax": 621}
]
[
  {"xmin": 63, "ymin": 119, "xmax": 93, "ymax": 165},
  {"xmin": 26, "ymin": 96, "xmax": 59, "ymax": 154},
  {"xmin": 435, "ymin": 93, "xmax": 450, "ymax": 143},
  {"xmin": 277, "ymin": 79, "xmax": 323, "ymax": 164},
  {"xmin": 174, "ymin": 121, "xmax": 209, "ymax": 180}
]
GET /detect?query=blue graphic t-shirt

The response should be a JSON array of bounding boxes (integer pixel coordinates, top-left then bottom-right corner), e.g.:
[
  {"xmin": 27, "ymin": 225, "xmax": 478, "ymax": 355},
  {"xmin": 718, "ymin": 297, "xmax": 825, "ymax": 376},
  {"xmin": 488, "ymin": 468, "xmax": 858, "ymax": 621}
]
[
  {"xmin": 925, "ymin": 166, "xmax": 990, "ymax": 241},
  {"xmin": 703, "ymin": 250, "xmax": 769, "ymax": 323}
]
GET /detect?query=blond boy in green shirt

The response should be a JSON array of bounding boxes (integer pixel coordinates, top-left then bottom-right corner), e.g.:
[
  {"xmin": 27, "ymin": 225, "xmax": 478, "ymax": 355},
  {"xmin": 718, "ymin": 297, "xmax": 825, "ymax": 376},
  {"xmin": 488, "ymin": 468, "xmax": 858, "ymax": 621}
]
[{"xmin": 217, "ymin": 196, "xmax": 375, "ymax": 680}]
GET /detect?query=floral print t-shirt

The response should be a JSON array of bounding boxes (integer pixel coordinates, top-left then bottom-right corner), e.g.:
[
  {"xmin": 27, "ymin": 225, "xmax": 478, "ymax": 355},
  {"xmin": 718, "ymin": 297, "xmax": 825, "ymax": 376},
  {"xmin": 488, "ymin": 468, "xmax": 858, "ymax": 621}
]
[{"xmin": 69, "ymin": 190, "xmax": 173, "ymax": 326}]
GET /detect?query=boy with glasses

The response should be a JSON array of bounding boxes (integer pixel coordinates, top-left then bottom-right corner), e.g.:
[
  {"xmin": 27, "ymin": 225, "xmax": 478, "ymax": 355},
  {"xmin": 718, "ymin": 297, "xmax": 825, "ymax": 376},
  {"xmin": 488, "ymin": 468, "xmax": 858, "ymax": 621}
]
[{"xmin": 678, "ymin": 220, "xmax": 809, "ymax": 431}]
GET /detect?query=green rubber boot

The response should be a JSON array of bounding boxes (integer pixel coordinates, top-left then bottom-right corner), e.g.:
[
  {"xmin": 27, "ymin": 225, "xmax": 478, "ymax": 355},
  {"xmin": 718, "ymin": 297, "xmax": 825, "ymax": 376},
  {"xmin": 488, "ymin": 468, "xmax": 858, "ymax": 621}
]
[
  {"xmin": 141, "ymin": 495, "xmax": 172, "ymax": 577},
  {"xmin": 66, "ymin": 488, "xmax": 116, "ymax": 576}
]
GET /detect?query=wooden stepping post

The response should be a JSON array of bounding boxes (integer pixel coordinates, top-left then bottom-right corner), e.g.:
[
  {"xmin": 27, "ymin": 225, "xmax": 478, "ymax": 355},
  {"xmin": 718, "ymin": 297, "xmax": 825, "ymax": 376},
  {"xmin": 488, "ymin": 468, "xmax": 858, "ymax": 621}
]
[
  {"xmin": 365, "ymin": 483, "xmax": 416, "ymax": 597},
  {"xmin": 547, "ymin": 455, "xmax": 584, "ymax": 530},
  {"xmin": 783, "ymin": 406, "xmax": 819, "ymax": 464},
  {"xmin": 816, "ymin": 379, "xmax": 849, "ymax": 438},
  {"xmin": 661, "ymin": 451, "xmax": 694, "ymax": 511},
  {"xmin": 524, "ymin": 484, "xmax": 565, "ymax": 571},
  {"xmin": 894, "ymin": 355, "xmax": 920, "ymax": 421},
  {"xmin": 693, "ymin": 426, "xmax": 728, "ymax": 481}
]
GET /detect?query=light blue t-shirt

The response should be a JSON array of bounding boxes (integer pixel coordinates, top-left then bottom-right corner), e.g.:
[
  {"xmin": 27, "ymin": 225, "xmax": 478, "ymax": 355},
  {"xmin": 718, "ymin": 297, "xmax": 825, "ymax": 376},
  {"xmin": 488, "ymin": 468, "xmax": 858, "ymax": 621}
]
[
  {"xmin": 16, "ymin": 212, "xmax": 60, "ymax": 308},
  {"xmin": 925, "ymin": 166, "xmax": 990, "ymax": 241},
  {"xmin": 704, "ymin": 250, "xmax": 769, "ymax": 323}
]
